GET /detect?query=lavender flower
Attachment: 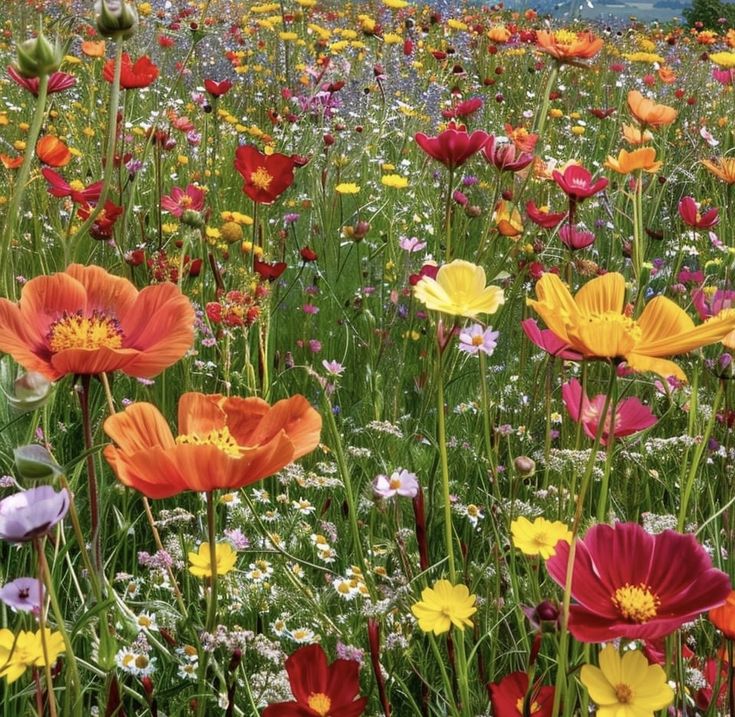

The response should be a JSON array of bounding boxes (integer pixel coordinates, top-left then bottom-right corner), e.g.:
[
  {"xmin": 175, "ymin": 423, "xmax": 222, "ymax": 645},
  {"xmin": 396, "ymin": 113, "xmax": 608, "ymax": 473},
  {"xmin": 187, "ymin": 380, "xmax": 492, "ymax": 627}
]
[
  {"xmin": 0, "ymin": 577, "xmax": 43, "ymax": 613},
  {"xmin": 458, "ymin": 324, "xmax": 499, "ymax": 356},
  {"xmin": 0, "ymin": 486, "xmax": 69, "ymax": 542},
  {"xmin": 373, "ymin": 469, "xmax": 419, "ymax": 499}
]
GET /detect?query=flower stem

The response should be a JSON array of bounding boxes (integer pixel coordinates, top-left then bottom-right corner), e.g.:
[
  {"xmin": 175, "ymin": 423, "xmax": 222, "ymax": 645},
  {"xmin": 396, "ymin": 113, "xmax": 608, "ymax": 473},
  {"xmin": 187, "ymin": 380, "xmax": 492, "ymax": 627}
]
[
  {"xmin": 78, "ymin": 375, "xmax": 102, "ymax": 574},
  {"xmin": 477, "ymin": 351, "xmax": 496, "ymax": 481},
  {"xmin": 533, "ymin": 62, "xmax": 559, "ymax": 143},
  {"xmin": 1, "ymin": 72, "xmax": 49, "ymax": 296},
  {"xmin": 444, "ymin": 168, "xmax": 455, "ymax": 262}
]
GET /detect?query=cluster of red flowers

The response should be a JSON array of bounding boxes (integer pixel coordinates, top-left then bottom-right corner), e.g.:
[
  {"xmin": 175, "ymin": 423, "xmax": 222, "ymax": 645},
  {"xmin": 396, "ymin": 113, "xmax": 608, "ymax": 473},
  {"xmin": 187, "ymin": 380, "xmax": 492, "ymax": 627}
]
[{"xmin": 205, "ymin": 287, "xmax": 268, "ymax": 328}]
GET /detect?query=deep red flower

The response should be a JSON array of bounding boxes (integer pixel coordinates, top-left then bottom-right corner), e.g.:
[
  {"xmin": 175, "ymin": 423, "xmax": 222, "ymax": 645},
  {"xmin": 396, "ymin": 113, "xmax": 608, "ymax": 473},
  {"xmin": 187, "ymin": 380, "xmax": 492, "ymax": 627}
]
[
  {"xmin": 561, "ymin": 379, "xmax": 657, "ymax": 444},
  {"xmin": 678, "ymin": 196, "xmax": 719, "ymax": 229},
  {"xmin": 262, "ymin": 644, "xmax": 367, "ymax": 717},
  {"xmin": 552, "ymin": 164, "xmax": 608, "ymax": 202},
  {"xmin": 8, "ymin": 66, "xmax": 76, "ymax": 96},
  {"xmin": 41, "ymin": 168, "xmax": 103, "ymax": 206},
  {"xmin": 204, "ymin": 79, "xmax": 233, "ymax": 97},
  {"xmin": 254, "ymin": 259, "xmax": 287, "ymax": 282},
  {"xmin": 414, "ymin": 122, "xmax": 490, "ymax": 170},
  {"xmin": 300, "ymin": 246, "xmax": 318, "ymax": 262},
  {"xmin": 483, "ymin": 137, "xmax": 534, "ymax": 172},
  {"xmin": 546, "ymin": 522, "xmax": 731, "ymax": 642},
  {"xmin": 559, "ymin": 224, "xmax": 596, "ymax": 251},
  {"xmin": 488, "ymin": 672, "xmax": 554, "ymax": 717},
  {"xmin": 525, "ymin": 201, "xmax": 566, "ymax": 229},
  {"xmin": 103, "ymin": 54, "xmax": 159, "ymax": 89},
  {"xmin": 79, "ymin": 200, "xmax": 124, "ymax": 241},
  {"xmin": 234, "ymin": 145, "xmax": 298, "ymax": 204},
  {"xmin": 441, "ymin": 97, "xmax": 483, "ymax": 119}
]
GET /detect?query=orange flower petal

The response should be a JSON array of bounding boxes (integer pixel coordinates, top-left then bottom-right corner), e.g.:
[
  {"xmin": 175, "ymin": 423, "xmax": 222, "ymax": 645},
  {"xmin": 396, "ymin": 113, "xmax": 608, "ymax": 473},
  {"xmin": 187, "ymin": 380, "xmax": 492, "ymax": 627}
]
[
  {"xmin": 220, "ymin": 396, "xmax": 272, "ymax": 444},
  {"xmin": 50, "ymin": 346, "xmax": 140, "ymax": 377},
  {"xmin": 18, "ymin": 272, "xmax": 88, "ymax": 338},
  {"xmin": 574, "ymin": 273, "xmax": 626, "ymax": 316},
  {"xmin": 103, "ymin": 445, "xmax": 188, "ymax": 499},
  {"xmin": 65, "ymin": 263, "xmax": 138, "ymax": 316},
  {"xmin": 177, "ymin": 392, "xmax": 226, "ymax": 436},
  {"xmin": 0, "ymin": 299, "xmax": 55, "ymax": 378},
  {"xmin": 103, "ymin": 402, "xmax": 175, "ymax": 453}
]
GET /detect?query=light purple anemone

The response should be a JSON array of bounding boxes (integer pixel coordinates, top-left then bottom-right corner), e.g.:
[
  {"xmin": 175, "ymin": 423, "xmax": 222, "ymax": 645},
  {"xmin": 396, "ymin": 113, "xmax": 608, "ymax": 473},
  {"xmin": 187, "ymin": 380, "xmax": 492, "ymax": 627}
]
[
  {"xmin": 458, "ymin": 324, "xmax": 499, "ymax": 356},
  {"xmin": 373, "ymin": 469, "xmax": 419, "ymax": 499},
  {"xmin": 0, "ymin": 486, "xmax": 70, "ymax": 542},
  {"xmin": 0, "ymin": 577, "xmax": 43, "ymax": 613}
]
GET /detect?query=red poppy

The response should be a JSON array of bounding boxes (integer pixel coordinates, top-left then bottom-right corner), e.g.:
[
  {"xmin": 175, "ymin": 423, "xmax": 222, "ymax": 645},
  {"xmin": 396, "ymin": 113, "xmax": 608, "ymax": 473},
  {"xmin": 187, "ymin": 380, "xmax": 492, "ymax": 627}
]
[
  {"xmin": 254, "ymin": 259, "xmax": 287, "ymax": 282},
  {"xmin": 488, "ymin": 672, "xmax": 554, "ymax": 717},
  {"xmin": 678, "ymin": 196, "xmax": 719, "ymax": 229},
  {"xmin": 300, "ymin": 246, "xmax": 318, "ymax": 262},
  {"xmin": 8, "ymin": 66, "xmax": 76, "ymax": 96},
  {"xmin": 525, "ymin": 202, "xmax": 566, "ymax": 229},
  {"xmin": 234, "ymin": 145, "xmax": 298, "ymax": 204},
  {"xmin": 545, "ymin": 522, "xmax": 731, "ymax": 642},
  {"xmin": 41, "ymin": 168, "xmax": 103, "ymax": 206},
  {"xmin": 262, "ymin": 644, "xmax": 367, "ymax": 717},
  {"xmin": 36, "ymin": 136, "xmax": 71, "ymax": 167},
  {"xmin": 79, "ymin": 200, "xmax": 124, "ymax": 241},
  {"xmin": 204, "ymin": 79, "xmax": 233, "ymax": 97},
  {"xmin": 561, "ymin": 379, "xmax": 657, "ymax": 444},
  {"xmin": 0, "ymin": 264, "xmax": 194, "ymax": 381},
  {"xmin": 103, "ymin": 53, "xmax": 159, "ymax": 89},
  {"xmin": 414, "ymin": 121, "xmax": 490, "ymax": 170},
  {"xmin": 440, "ymin": 97, "xmax": 483, "ymax": 119},
  {"xmin": 552, "ymin": 164, "xmax": 608, "ymax": 202}
]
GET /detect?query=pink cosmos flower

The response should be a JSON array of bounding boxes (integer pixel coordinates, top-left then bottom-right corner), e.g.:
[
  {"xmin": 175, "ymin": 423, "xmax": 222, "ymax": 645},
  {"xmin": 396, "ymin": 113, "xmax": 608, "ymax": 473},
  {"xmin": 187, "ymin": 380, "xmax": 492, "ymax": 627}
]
[
  {"xmin": 373, "ymin": 469, "xmax": 419, "ymax": 499},
  {"xmin": 8, "ymin": 66, "xmax": 76, "ymax": 96},
  {"xmin": 521, "ymin": 319, "xmax": 583, "ymax": 360},
  {"xmin": 414, "ymin": 122, "xmax": 490, "ymax": 170},
  {"xmin": 552, "ymin": 164, "xmax": 608, "ymax": 202},
  {"xmin": 561, "ymin": 379, "xmax": 657, "ymax": 444},
  {"xmin": 526, "ymin": 201, "xmax": 567, "ymax": 229},
  {"xmin": 458, "ymin": 324, "xmax": 499, "ymax": 356},
  {"xmin": 692, "ymin": 288, "xmax": 735, "ymax": 321},
  {"xmin": 483, "ymin": 137, "xmax": 534, "ymax": 173},
  {"xmin": 161, "ymin": 184, "xmax": 205, "ymax": 217},
  {"xmin": 559, "ymin": 224, "xmax": 596, "ymax": 250},
  {"xmin": 678, "ymin": 196, "xmax": 719, "ymax": 230}
]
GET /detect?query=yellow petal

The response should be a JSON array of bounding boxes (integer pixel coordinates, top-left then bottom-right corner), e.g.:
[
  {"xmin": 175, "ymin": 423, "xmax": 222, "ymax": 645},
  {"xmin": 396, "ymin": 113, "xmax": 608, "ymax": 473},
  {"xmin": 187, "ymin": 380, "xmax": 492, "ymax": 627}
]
[{"xmin": 574, "ymin": 273, "xmax": 626, "ymax": 316}]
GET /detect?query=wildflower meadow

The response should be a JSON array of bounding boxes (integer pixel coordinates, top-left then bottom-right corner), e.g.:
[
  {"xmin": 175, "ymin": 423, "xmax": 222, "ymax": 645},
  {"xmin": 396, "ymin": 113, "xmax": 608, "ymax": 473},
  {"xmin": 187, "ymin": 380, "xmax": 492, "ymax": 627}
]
[{"xmin": 5, "ymin": 0, "xmax": 735, "ymax": 715}]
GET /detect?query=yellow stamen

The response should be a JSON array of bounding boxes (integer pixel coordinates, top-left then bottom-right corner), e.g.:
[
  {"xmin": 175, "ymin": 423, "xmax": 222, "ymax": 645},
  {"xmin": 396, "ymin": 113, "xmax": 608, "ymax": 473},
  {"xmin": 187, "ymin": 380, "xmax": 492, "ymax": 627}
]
[
  {"xmin": 175, "ymin": 426, "xmax": 241, "ymax": 457},
  {"xmin": 614, "ymin": 683, "xmax": 633, "ymax": 704},
  {"xmin": 250, "ymin": 166, "xmax": 273, "ymax": 191},
  {"xmin": 612, "ymin": 583, "xmax": 660, "ymax": 622},
  {"xmin": 48, "ymin": 311, "xmax": 124, "ymax": 353},
  {"xmin": 307, "ymin": 692, "xmax": 332, "ymax": 715}
]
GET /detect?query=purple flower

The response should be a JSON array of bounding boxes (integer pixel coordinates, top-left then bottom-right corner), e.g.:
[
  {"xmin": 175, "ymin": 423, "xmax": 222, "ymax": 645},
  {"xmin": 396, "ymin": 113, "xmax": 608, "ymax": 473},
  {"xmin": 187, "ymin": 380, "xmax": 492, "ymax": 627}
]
[
  {"xmin": 0, "ymin": 486, "xmax": 69, "ymax": 542},
  {"xmin": 0, "ymin": 577, "xmax": 43, "ymax": 613},
  {"xmin": 322, "ymin": 360, "xmax": 345, "ymax": 376},
  {"xmin": 399, "ymin": 236, "xmax": 427, "ymax": 253},
  {"xmin": 373, "ymin": 469, "xmax": 419, "ymax": 499},
  {"xmin": 458, "ymin": 324, "xmax": 499, "ymax": 356}
]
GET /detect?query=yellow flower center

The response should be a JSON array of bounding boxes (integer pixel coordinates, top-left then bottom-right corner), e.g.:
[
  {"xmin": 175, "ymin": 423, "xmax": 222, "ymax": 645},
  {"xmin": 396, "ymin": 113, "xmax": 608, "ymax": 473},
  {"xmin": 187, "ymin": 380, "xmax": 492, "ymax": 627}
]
[
  {"xmin": 48, "ymin": 311, "xmax": 124, "ymax": 353},
  {"xmin": 389, "ymin": 477, "xmax": 402, "ymax": 489},
  {"xmin": 180, "ymin": 195, "xmax": 193, "ymax": 208},
  {"xmin": 175, "ymin": 426, "xmax": 241, "ymax": 457},
  {"xmin": 612, "ymin": 583, "xmax": 660, "ymax": 622},
  {"xmin": 68, "ymin": 179, "xmax": 86, "ymax": 192},
  {"xmin": 250, "ymin": 166, "xmax": 273, "ymax": 191},
  {"xmin": 555, "ymin": 29, "xmax": 578, "ymax": 46},
  {"xmin": 614, "ymin": 683, "xmax": 633, "ymax": 704},
  {"xmin": 516, "ymin": 698, "xmax": 540, "ymax": 714},
  {"xmin": 307, "ymin": 693, "xmax": 332, "ymax": 715},
  {"xmin": 472, "ymin": 335, "xmax": 485, "ymax": 346}
]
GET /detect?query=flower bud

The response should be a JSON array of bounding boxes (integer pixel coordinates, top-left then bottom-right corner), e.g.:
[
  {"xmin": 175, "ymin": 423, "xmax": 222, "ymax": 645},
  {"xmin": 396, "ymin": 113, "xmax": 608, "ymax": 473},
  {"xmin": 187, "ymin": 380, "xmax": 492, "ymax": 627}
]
[
  {"xmin": 513, "ymin": 455, "xmax": 535, "ymax": 477},
  {"xmin": 8, "ymin": 372, "xmax": 52, "ymax": 413},
  {"xmin": 181, "ymin": 209, "xmax": 205, "ymax": 229},
  {"xmin": 14, "ymin": 444, "xmax": 64, "ymax": 482},
  {"xmin": 15, "ymin": 31, "xmax": 63, "ymax": 78},
  {"xmin": 95, "ymin": 0, "xmax": 139, "ymax": 40}
]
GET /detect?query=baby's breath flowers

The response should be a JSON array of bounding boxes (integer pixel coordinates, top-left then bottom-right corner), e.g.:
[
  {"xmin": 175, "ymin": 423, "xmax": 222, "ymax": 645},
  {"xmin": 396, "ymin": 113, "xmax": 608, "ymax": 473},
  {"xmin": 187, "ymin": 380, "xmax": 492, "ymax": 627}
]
[
  {"xmin": 511, "ymin": 516, "xmax": 572, "ymax": 559},
  {"xmin": 411, "ymin": 580, "xmax": 477, "ymax": 634},
  {"xmin": 188, "ymin": 542, "xmax": 237, "ymax": 578}
]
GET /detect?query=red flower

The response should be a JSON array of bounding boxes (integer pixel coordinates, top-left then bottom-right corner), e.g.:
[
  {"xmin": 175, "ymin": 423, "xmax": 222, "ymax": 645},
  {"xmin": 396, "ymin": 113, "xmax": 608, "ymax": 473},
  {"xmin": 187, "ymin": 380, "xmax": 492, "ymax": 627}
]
[
  {"xmin": 525, "ymin": 202, "xmax": 566, "ymax": 229},
  {"xmin": 488, "ymin": 672, "xmax": 554, "ymax": 717},
  {"xmin": 8, "ymin": 66, "xmax": 76, "ymax": 96},
  {"xmin": 234, "ymin": 145, "xmax": 298, "ymax": 204},
  {"xmin": 521, "ymin": 318, "xmax": 582, "ymax": 360},
  {"xmin": 441, "ymin": 97, "xmax": 483, "ymax": 119},
  {"xmin": 561, "ymin": 379, "xmax": 657, "ymax": 444},
  {"xmin": 552, "ymin": 164, "xmax": 608, "ymax": 202},
  {"xmin": 559, "ymin": 224, "xmax": 596, "ymax": 251},
  {"xmin": 254, "ymin": 259, "xmax": 287, "ymax": 282},
  {"xmin": 546, "ymin": 522, "xmax": 731, "ymax": 642},
  {"xmin": 414, "ymin": 122, "xmax": 490, "ymax": 170},
  {"xmin": 263, "ymin": 644, "xmax": 367, "ymax": 717},
  {"xmin": 103, "ymin": 54, "xmax": 159, "ymax": 89},
  {"xmin": 204, "ymin": 79, "xmax": 233, "ymax": 97},
  {"xmin": 678, "ymin": 196, "xmax": 719, "ymax": 229},
  {"xmin": 161, "ymin": 184, "xmax": 206, "ymax": 217},
  {"xmin": 41, "ymin": 168, "xmax": 103, "ymax": 206},
  {"xmin": 483, "ymin": 137, "xmax": 534, "ymax": 172},
  {"xmin": 300, "ymin": 246, "xmax": 318, "ymax": 262},
  {"xmin": 79, "ymin": 200, "xmax": 124, "ymax": 241}
]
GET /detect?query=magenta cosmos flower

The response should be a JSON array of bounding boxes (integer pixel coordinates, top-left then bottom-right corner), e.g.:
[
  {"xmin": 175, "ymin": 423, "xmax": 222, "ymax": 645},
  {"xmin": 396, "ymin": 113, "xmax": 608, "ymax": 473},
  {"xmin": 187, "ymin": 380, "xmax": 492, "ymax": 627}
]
[
  {"xmin": 561, "ymin": 379, "xmax": 657, "ymax": 444},
  {"xmin": 546, "ymin": 522, "xmax": 731, "ymax": 642},
  {"xmin": 414, "ymin": 122, "xmax": 490, "ymax": 170},
  {"xmin": 161, "ymin": 184, "xmax": 206, "ymax": 218},
  {"xmin": 552, "ymin": 164, "xmax": 608, "ymax": 202},
  {"xmin": 678, "ymin": 196, "xmax": 719, "ymax": 230},
  {"xmin": 521, "ymin": 319, "xmax": 583, "ymax": 360}
]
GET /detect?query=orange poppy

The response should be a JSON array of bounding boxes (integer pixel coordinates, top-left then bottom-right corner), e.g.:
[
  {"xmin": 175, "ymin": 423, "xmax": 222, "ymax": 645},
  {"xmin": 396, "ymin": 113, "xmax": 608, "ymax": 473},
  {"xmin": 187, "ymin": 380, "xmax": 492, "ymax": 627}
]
[
  {"xmin": 103, "ymin": 393, "xmax": 322, "ymax": 498},
  {"xmin": 36, "ymin": 136, "xmax": 71, "ymax": 167},
  {"xmin": 604, "ymin": 147, "xmax": 661, "ymax": 174},
  {"xmin": 0, "ymin": 153, "xmax": 23, "ymax": 169},
  {"xmin": 535, "ymin": 29, "xmax": 603, "ymax": 64},
  {"xmin": 709, "ymin": 590, "xmax": 735, "ymax": 640},
  {"xmin": 627, "ymin": 90, "xmax": 678, "ymax": 128},
  {"xmin": 81, "ymin": 40, "xmax": 106, "ymax": 58},
  {"xmin": 0, "ymin": 264, "xmax": 194, "ymax": 381}
]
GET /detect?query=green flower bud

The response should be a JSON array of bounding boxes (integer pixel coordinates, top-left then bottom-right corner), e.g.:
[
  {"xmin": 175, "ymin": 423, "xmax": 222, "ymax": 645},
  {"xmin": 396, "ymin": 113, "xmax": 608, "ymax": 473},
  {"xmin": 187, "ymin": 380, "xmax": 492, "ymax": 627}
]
[
  {"xmin": 7, "ymin": 372, "xmax": 52, "ymax": 413},
  {"xmin": 181, "ymin": 209, "xmax": 205, "ymax": 229},
  {"xmin": 95, "ymin": 0, "xmax": 139, "ymax": 40},
  {"xmin": 15, "ymin": 31, "xmax": 63, "ymax": 78},
  {"xmin": 14, "ymin": 445, "xmax": 64, "ymax": 482}
]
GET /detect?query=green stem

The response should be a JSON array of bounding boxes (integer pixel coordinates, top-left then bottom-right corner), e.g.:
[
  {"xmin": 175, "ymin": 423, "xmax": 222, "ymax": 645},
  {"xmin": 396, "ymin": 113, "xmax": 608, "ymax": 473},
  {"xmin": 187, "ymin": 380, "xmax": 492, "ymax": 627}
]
[
  {"xmin": 1, "ymin": 72, "xmax": 49, "ymax": 296},
  {"xmin": 533, "ymin": 62, "xmax": 559, "ymax": 142},
  {"xmin": 436, "ymin": 334, "xmax": 456, "ymax": 582},
  {"xmin": 36, "ymin": 540, "xmax": 58, "ymax": 717},
  {"xmin": 445, "ymin": 168, "xmax": 455, "ymax": 262},
  {"xmin": 428, "ymin": 634, "xmax": 461, "ymax": 717},
  {"xmin": 454, "ymin": 629, "xmax": 472, "ymax": 716},
  {"xmin": 595, "ymin": 378, "xmax": 619, "ymax": 523},
  {"xmin": 197, "ymin": 492, "xmax": 219, "ymax": 717},
  {"xmin": 477, "ymin": 351, "xmax": 495, "ymax": 475}
]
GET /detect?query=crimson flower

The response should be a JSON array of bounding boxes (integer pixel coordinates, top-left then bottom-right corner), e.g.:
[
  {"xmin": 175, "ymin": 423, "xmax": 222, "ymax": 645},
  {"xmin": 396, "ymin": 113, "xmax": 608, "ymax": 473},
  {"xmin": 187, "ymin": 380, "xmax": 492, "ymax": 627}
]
[
  {"xmin": 483, "ymin": 137, "xmax": 534, "ymax": 172},
  {"xmin": 414, "ymin": 121, "xmax": 490, "ymax": 170},
  {"xmin": 103, "ymin": 54, "xmax": 159, "ymax": 89},
  {"xmin": 521, "ymin": 318, "xmax": 582, "ymax": 360},
  {"xmin": 204, "ymin": 79, "xmax": 233, "ymax": 97},
  {"xmin": 678, "ymin": 196, "xmax": 719, "ymax": 229},
  {"xmin": 262, "ymin": 644, "xmax": 367, "ymax": 717},
  {"xmin": 559, "ymin": 224, "xmax": 596, "ymax": 251},
  {"xmin": 8, "ymin": 66, "xmax": 76, "ymax": 96},
  {"xmin": 561, "ymin": 379, "xmax": 657, "ymax": 444},
  {"xmin": 545, "ymin": 522, "xmax": 731, "ymax": 642},
  {"xmin": 526, "ymin": 201, "xmax": 566, "ymax": 229},
  {"xmin": 441, "ymin": 97, "xmax": 483, "ymax": 119},
  {"xmin": 234, "ymin": 145, "xmax": 298, "ymax": 204},
  {"xmin": 254, "ymin": 259, "xmax": 287, "ymax": 282},
  {"xmin": 488, "ymin": 672, "xmax": 554, "ymax": 717},
  {"xmin": 41, "ymin": 168, "xmax": 103, "ymax": 206},
  {"xmin": 79, "ymin": 200, "xmax": 124, "ymax": 241},
  {"xmin": 161, "ymin": 184, "xmax": 206, "ymax": 217},
  {"xmin": 552, "ymin": 164, "xmax": 608, "ymax": 202}
]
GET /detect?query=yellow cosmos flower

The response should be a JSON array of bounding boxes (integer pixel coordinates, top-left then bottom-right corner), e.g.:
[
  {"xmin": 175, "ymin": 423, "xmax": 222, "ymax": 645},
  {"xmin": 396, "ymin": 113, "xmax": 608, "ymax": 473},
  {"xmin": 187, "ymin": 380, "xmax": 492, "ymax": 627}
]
[
  {"xmin": 604, "ymin": 147, "xmax": 661, "ymax": 174},
  {"xmin": 710, "ymin": 51, "xmax": 735, "ymax": 68},
  {"xmin": 414, "ymin": 260, "xmax": 505, "ymax": 318},
  {"xmin": 527, "ymin": 272, "xmax": 735, "ymax": 380},
  {"xmin": 0, "ymin": 629, "xmax": 65, "ymax": 683},
  {"xmin": 335, "ymin": 182, "xmax": 360, "ymax": 194},
  {"xmin": 581, "ymin": 646, "xmax": 673, "ymax": 717},
  {"xmin": 511, "ymin": 516, "xmax": 572, "ymax": 559},
  {"xmin": 623, "ymin": 51, "xmax": 664, "ymax": 63},
  {"xmin": 411, "ymin": 580, "xmax": 477, "ymax": 634},
  {"xmin": 188, "ymin": 542, "xmax": 237, "ymax": 578},
  {"xmin": 381, "ymin": 174, "xmax": 409, "ymax": 189}
]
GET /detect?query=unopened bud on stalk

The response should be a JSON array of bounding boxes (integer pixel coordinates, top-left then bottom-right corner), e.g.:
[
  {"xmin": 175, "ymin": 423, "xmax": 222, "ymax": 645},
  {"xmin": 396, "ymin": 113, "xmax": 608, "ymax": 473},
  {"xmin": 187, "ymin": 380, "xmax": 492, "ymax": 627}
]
[
  {"xmin": 15, "ymin": 30, "xmax": 63, "ymax": 78},
  {"xmin": 8, "ymin": 372, "xmax": 52, "ymax": 413},
  {"xmin": 513, "ymin": 455, "xmax": 536, "ymax": 478},
  {"xmin": 95, "ymin": 0, "xmax": 139, "ymax": 40}
]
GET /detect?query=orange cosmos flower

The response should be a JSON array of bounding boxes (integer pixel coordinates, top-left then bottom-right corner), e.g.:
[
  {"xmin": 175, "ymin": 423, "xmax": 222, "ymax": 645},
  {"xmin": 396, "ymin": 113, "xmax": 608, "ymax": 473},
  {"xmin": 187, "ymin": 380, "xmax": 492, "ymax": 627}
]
[
  {"xmin": 0, "ymin": 153, "xmax": 23, "ymax": 170},
  {"xmin": 622, "ymin": 123, "xmax": 653, "ymax": 146},
  {"xmin": 658, "ymin": 66, "xmax": 676, "ymax": 84},
  {"xmin": 0, "ymin": 264, "xmax": 194, "ymax": 381},
  {"xmin": 36, "ymin": 136, "xmax": 71, "ymax": 167},
  {"xmin": 535, "ymin": 29, "xmax": 603, "ymax": 64},
  {"xmin": 709, "ymin": 590, "xmax": 735, "ymax": 640},
  {"xmin": 81, "ymin": 40, "xmax": 106, "ymax": 58},
  {"xmin": 103, "ymin": 392, "xmax": 322, "ymax": 498},
  {"xmin": 527, "ymin": 272, "xmax": 735, "ymax": 380},
  {"xmin": 702, "ymin": 157, "xmax": 735, "ymax": 184},
  {"xmin": 627, "ymin": 90, "xmax": 678, "ymax": 128},
  {"xmin": 604, "ymin": 147, "xmax": 661, "ymax": 174}
]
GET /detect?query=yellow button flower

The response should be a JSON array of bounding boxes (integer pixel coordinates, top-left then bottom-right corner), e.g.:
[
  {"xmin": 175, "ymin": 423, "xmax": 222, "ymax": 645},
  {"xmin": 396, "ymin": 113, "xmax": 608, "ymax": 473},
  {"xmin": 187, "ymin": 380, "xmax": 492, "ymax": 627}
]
[
  {"xmin": 0, "ymin": 629, "xmax": 65, "ymax": 683},
  {"xmin": 414, "ymin": 260, "xmax": 505, "ymax": 318},
  {"xmin": 188, "ymin": 542, "xmax": 237, "ymax": 578},
  {"xmin": 511, "ymin": 516, "xmax": 572, "ymax": 559},
  {"xmin": 335, "ymin": 183, "xmax": 360, "ymax": 195},
  {"xmin": 411, "ymin": 580, "xmax": 477, "ymax": 634},
  {"xmin": 381, "ymin": 174, "xmax": 409, "ymax": 189}
]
